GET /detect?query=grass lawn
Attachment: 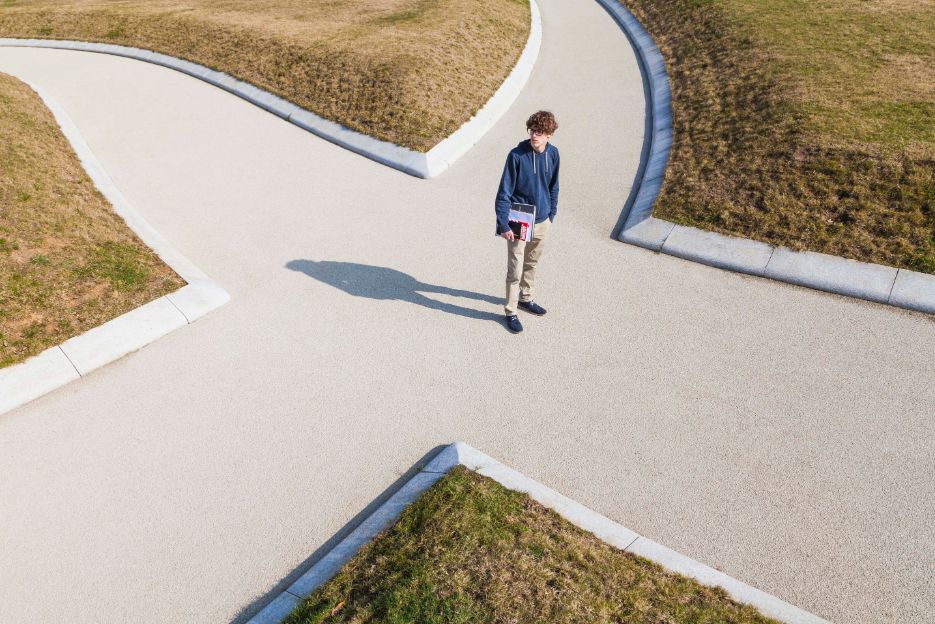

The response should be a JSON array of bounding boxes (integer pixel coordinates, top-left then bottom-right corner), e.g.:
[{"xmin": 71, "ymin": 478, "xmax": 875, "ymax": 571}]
[
  {"xmin": 0, "ymin": 0, "xmax": 530, "ymax": 152},
  {"xmin": 621, "ymin": 0, "xmax": 935, "ymax": 273},
  {"xmin": 285, "ymin": 466, "xmax": 781, "ymax": 624},
  {"xmin": 0, "ymin": 71, "xmax": 184, "ymax": 368}
]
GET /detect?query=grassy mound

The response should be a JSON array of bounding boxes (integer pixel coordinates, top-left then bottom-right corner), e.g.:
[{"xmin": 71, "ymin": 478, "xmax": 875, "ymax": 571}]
[
  {"xmin": 285, "ymin": 466, "xmax": 780, "ymax": 624},
  {"xmin": 0, "ymin": 71, "xmax": 184, "ymax": 368},
  {"xmin": 0, "ymin": 0, "xmax": 531, "ymax": 152},
  {"xmin": 622, "ymin": 0, "xmax": 935, "ymax": 273}
]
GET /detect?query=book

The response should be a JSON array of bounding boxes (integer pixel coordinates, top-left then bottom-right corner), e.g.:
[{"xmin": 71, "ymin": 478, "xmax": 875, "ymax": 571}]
[{"xmin": 506, "ymin": 202, "xmax": 536, "ymax": 242}]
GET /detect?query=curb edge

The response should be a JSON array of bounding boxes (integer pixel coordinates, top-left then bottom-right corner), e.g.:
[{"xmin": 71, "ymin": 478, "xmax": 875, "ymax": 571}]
[
  {"xmin": 597, "ymin": 2, "xmax": 935, "ymax": 315},
  {"xmin": 0, "ymin": 2, "xmax": 540, "ymax": 179},
  {"xmin": 246, "ymin": 441, "xmax": 832, "ymax": 624},
  {"xmin": 0, "ymin": 81, "xmax": 229, "ymax": 417}
]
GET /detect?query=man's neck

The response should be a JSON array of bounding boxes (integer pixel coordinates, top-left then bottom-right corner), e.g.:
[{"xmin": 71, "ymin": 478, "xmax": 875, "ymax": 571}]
[{"xmin": 529, "ymin": 139, "xmax": 547, "ymax": 154}]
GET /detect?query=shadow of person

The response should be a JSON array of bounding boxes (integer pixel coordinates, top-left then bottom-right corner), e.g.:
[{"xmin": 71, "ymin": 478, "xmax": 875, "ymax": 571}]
[{"xmin": 286, "ymin": 260, "xmax": 505, "ymax": 323}]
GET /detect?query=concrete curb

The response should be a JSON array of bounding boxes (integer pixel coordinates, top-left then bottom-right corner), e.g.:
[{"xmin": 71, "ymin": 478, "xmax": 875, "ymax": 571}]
[
  {"xmin": 0, "ymin": 1, "xmax": 540, "ymax": 179},
  {"xmin": 602, "ymin": 1, "xmax": 935, "ymax": 315},
  {"xmin": 637, "ymin": 223, "xmax": 935, "ymax": 314},
  {"xmin": 596, "ymin": 0, "xmax": 672, "ymax": 235},
  {"xmin": 247, "ymin": 442, "xmax": 831, "ymax": 624},
  {"xmin": 0, "ymin": 81, "xmax": 229, "ymax": 417}
]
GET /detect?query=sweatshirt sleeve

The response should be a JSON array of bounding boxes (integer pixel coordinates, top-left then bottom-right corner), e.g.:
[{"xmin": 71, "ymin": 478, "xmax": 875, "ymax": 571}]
[
  {"xmin": 494, "ymin": 153, "xmax": 516, "ymax": 235},
  {"xmin": 549, "ymin": 148, "xmax": 560, "ymax": 221}
]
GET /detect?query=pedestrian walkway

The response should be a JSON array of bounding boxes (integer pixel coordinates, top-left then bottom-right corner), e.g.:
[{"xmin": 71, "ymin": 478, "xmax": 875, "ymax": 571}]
[{"xmin": 0, "ymin": 1, "xmax": 932, "ymax": 622}]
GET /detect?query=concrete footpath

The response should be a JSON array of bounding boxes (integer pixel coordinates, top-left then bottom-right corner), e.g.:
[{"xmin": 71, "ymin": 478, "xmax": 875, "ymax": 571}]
[{"xmin": 0, "ymin": 0, "xmax": 932, "ymax": 622}]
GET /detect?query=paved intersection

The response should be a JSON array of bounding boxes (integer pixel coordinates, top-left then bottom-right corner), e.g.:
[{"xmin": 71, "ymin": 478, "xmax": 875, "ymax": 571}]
[{"xmin": 0, "ymin": 1, "xmax": 933, "ymax": 622}]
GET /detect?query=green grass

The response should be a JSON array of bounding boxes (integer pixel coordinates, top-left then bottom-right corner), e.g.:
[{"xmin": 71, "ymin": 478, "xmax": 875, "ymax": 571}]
[
  {"xmin": 621, "ymin": 0, "xmax": 935, "ymax": 273},
  {"xmin": 285, "ymin": 466, "xmax": 781, "ymax": 624},
  {"xmin": 728, "ymin": 0, "xmax": 935, "ymax": 153},
  {"xmin": 74, "ymin": 242, "xmax": 151, "ymax": 291}
]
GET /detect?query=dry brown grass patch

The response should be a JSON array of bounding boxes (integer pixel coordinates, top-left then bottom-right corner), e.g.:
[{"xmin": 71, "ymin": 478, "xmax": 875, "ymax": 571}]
[
  {"xmin": 0, "ymin": 71, "xmax": 184, "ymax": 368},
  {"xmin": 0, "ymin": 0, "xmax": 531, "ymax": 151}
]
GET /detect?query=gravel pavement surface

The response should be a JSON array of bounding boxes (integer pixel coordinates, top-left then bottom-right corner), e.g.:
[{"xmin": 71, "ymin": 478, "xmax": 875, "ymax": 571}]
[{"xmin": 1, "ymin": 1, "xmax": 933, "ymax": 622}]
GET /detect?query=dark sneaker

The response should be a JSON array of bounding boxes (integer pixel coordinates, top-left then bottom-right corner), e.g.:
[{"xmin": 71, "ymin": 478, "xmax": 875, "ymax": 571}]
[
  {"xmin": 505, "ymin": 314, "xmax": 524, "ymax": 333},
  {"xmin": 518, "ymin": 300, "xmax": 547, "ymax": 316}
]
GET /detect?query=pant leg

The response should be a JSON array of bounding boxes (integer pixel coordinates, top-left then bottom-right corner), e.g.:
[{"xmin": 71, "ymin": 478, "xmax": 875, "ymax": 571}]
[
  {"xmin": 519, "ymin": 218, "xmax": 550, "ymax": 302},
  {"xmin": 504, "ymin": 237, "xmax": 526, "ymax": 315}
]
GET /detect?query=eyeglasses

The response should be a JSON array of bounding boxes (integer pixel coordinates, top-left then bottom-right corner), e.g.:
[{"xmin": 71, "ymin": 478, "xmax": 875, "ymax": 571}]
[{"xmin": 528, "ymin": 129, "xmax": 550, "ymax": 137}]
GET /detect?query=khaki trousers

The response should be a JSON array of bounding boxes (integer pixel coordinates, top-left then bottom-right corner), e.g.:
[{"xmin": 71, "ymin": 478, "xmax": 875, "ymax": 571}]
[{"xmin": 504, "ymin": 218, "xmax": 550, "ymax": 315}]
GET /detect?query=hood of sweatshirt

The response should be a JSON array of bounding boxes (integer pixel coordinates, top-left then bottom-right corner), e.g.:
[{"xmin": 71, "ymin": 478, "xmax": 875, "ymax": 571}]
[{"xmin": 514, "ymin": 140, "xmax": 553, "ymax": 175}]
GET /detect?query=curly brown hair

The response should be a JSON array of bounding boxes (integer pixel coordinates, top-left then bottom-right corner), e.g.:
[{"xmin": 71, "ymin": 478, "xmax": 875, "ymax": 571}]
[{"xmin": 526, "ymin": 110, "xmax": 559, "ymax": 136}]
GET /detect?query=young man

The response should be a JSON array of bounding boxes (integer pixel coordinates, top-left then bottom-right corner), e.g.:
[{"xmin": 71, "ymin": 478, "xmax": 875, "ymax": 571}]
[{"xmin": 494, "ymin": 110, "xmax": 560, "ymax": 334}]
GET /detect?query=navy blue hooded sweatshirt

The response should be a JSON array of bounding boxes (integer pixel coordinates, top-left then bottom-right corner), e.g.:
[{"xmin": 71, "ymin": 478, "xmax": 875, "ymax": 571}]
[{"xmin": 494, "ymin": 140, "xmax": 560, "ymax": 235}]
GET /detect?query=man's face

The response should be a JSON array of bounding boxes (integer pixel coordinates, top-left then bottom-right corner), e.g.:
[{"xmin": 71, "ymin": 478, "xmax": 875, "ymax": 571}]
[{"xmin": 528, "ymin": 128, "xmax": 551, "ymax": 151}]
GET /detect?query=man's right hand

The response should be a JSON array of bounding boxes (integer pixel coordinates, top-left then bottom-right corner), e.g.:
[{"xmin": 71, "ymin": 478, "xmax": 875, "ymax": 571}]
[{"xmin": 502, "ymin": 230, "xmax": 515, "ymax": 241}]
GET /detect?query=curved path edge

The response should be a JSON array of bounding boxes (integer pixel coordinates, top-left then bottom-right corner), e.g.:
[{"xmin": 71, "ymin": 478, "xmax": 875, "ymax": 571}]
[
  {"xmin": 0, "ymin": 0, "xmax": 540, "ymax": 179},
  {"xmin": 602, "ymin": 0, "xmax": 935, "ymax": 315},
  {"xmin": 247, "ymin": 442, "xmax": 831, "ymax": 624},
  {"xmin": 0, "ymin": 81, "xmax": 229, "ymax": 418}
]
